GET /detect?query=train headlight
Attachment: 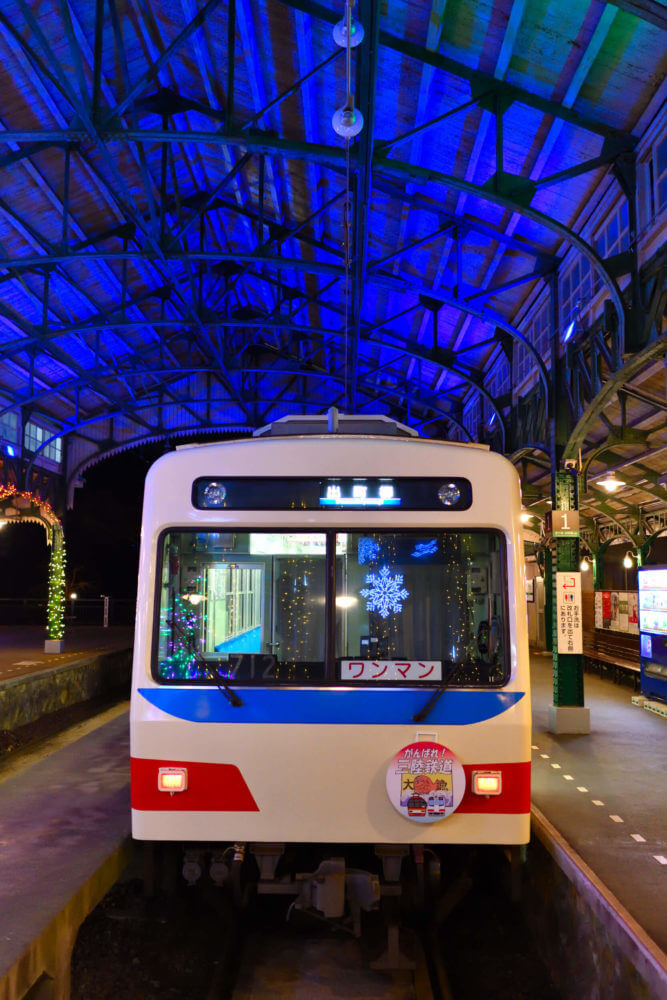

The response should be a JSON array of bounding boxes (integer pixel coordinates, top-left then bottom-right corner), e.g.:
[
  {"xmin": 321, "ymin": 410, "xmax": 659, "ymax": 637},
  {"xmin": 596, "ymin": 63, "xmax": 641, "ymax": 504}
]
[
  {"xmin": 158, "ymin": 767, "xmax": 188, "ymax": 793},
  {"xmin": 472, "ymin": 770, "xmax": 502, "ymax": 796},
  {"xmin": 202, "ymin": 481, "xmax": 227, "ymax": 507},
  {"xmin": 438, "ymin": 482, "xmax": 461, "ymax": 506}
]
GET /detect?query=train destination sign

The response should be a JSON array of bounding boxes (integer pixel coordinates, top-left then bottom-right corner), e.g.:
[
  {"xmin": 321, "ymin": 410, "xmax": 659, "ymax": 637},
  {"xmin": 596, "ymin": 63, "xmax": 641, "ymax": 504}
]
[
  {"xmin": 320, "ymin": 480, "xmax": 400, "ymax": 507},
  {"xmin": 193, "ymin": 477, "xmax": 472, "ymax": 510}
]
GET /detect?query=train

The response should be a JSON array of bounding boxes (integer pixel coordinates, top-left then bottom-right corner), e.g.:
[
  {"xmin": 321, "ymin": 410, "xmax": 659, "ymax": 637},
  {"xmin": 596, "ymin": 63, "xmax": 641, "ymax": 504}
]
[{"xmin": 130, "ymin": 410, "xmax": 531, "ymax": 906}]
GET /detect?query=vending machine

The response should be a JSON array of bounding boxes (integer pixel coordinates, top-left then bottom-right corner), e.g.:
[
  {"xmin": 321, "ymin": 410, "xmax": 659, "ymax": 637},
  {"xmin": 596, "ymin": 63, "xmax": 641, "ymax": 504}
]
[{"xmin": 637, "ymin": 566, "xmax": 667, "ymax": 702}]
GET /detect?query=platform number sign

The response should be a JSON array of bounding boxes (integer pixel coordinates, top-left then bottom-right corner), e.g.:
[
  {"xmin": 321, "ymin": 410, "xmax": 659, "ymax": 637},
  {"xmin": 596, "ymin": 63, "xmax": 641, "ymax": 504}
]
[{"xmin": 547, "ymin": 510, "xmax": 580, "ymax": 538}]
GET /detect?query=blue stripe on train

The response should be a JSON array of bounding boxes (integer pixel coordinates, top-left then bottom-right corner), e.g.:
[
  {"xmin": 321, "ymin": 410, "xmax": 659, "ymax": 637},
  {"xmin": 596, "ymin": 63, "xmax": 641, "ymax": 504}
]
[{"xmin": 138, "ymin": 687, "xmax": 525, "ymax": 725}]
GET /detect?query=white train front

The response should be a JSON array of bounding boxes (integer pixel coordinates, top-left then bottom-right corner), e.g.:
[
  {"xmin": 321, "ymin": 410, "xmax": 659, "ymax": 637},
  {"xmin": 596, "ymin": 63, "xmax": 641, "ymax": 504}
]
[{"xmin": 130, "ymin": 415, "xmax": 531, "ymax": 848}]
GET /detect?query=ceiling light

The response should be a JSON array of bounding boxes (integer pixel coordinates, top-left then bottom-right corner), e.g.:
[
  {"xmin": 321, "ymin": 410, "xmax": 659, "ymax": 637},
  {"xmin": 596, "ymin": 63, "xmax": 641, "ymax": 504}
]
[
  {"xmin": 332, "ymin": 105, "xmax": 364, "ymax": 137},
  {"xmin": 597, "ymin": 473, "xmax": 625, "ymax": 493},
  {"xmin": 333, "ymin": 11, "xmax": 364, "ymax": 47},
  {"xmin": 563, "ymin": 300, "xmax": 582, "ymax": 344}
]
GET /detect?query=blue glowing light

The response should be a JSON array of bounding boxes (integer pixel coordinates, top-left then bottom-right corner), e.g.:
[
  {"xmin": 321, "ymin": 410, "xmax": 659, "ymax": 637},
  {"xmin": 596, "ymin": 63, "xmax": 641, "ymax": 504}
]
[
  {"xmin": 358, "ymin": 537, "xmax": 381, "ymax": 564},
  {"xmin": 563, "ymin": 320, "xmax": 576, "ymax": 343},
  {"xmin": 320, "ymin": 483, "xmax": 401, "ymax": 507},
  {"xmin": 412, "ymin": 539, "xmax": 437, "ymax": 558},
  {"xmin": 360, "ymin": 565, "xmax": 409, "ymax": 619},
  {"xmin": 6, "ymin": 445, "xmax": 15, "ymax": 456}
]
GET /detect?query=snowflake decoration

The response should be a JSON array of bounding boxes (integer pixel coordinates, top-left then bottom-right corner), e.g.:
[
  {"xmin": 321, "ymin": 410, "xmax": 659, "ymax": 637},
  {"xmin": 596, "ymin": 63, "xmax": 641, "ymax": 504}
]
[{"xmin": 360, "ymin": 565, "xmax": 410, "ymax": 619}]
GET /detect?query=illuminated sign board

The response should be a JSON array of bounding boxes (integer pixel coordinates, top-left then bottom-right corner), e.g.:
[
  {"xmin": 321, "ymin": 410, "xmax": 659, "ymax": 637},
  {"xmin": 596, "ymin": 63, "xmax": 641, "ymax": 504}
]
[
  {"xmin": 638, "ymin": 567, "xmax": 667, "ymax": 637},
  {"xmin": 319, "ymin": 480, "xmax": 400, "ymax": 508},
  {"xmin": 192, "ymin": 477, "xmax": 472, "ymax": 511}
]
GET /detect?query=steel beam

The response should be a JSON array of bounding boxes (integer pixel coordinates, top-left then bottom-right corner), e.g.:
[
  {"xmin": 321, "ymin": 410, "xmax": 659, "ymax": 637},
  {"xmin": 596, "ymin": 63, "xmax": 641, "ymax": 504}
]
[{"xmin": 273, "ymin": 0, "xmax": 636, "ymax": 142}]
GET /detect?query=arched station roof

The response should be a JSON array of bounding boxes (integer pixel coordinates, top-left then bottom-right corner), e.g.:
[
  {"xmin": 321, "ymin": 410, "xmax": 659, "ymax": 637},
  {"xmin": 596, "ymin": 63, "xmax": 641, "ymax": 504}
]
[{"xmin": 0, "ymin": 0, "xmax": 665, "ymax": 542}]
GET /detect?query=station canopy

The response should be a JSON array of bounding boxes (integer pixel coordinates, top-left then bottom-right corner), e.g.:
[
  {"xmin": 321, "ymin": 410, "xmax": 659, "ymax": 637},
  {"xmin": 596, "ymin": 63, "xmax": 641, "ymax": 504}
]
[{"xmin": 0, "ymin": 0, "xmax": 665, "ymax": 537}]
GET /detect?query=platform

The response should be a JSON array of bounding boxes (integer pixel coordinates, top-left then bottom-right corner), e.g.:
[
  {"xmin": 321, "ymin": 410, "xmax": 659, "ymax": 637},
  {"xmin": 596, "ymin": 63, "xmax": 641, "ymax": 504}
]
[
  {"xmin": 0, "ymin": 708, "xmax": 131, "ymax": 999},
  {"xmin": 0, "ymin": 627, "xmax": 133, "ymax": 734},
  {"xmin": 530, "ymin": 651, "xmax": 667, "ymax": 954},
  {"xmin": 0, "ymin": 626, "xmax": 133, "ymax": 684}
]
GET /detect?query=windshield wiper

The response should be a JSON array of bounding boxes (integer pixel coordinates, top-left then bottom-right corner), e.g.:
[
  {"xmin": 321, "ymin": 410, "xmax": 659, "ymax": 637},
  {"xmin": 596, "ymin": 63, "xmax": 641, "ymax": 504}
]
[
  {"xmin": 167, "ymin": 615, "xmax": 242, "ymax": 708},
  {"xmin": 412, "ymin": 662, "xmax": 465, "ymax": 723}
]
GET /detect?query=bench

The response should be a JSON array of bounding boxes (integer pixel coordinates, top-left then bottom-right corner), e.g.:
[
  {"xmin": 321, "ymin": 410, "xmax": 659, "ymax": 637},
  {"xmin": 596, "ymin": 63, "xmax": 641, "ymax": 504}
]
[{"xmin": 583, "ymin": 632, "xmax": 640, "ymax": 688}]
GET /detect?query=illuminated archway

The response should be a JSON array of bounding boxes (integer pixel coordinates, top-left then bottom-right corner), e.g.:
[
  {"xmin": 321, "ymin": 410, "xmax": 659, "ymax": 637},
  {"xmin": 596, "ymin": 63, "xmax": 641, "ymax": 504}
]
[{"xmin": 0, "ymin": 486, "xmax": 66, "ymax": 652}]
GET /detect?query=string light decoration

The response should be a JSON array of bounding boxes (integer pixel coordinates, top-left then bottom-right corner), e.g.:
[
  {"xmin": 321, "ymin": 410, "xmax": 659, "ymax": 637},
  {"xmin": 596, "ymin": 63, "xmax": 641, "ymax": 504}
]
[
  {"xmin": 276, "ymin": 558, "xmax": 317, "ymax": 680},
  {"xmin": 159, "ymin": 593, "xmax": 202, "ymax": 680},
  {"xmin": 46, "ymin": 534, "xmax": 66, "ymax": 641},
  {"xmin": 0, "ymin": 484, "xmax": 66, "ymax": 643}
]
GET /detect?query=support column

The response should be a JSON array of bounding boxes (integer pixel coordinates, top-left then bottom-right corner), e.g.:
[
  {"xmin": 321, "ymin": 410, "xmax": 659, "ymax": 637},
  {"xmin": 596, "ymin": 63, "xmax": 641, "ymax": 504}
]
[{"xmin": 548, "ymin": 470, "xmax": 590, "ymax": 734}]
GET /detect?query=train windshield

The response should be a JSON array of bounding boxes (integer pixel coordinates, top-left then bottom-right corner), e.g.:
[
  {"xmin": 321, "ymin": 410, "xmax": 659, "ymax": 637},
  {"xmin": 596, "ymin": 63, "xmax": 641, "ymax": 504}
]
[
  {"xmin": 335, "ymin": 532, "xmax": 507, "ymax": 686},
  {"xmin": 154, "ymin": 529, "xmax": 508, "ymax": 686},
  {"xmin": 155, "ymin": 531, "xmax": 328, "ymax": 683}
]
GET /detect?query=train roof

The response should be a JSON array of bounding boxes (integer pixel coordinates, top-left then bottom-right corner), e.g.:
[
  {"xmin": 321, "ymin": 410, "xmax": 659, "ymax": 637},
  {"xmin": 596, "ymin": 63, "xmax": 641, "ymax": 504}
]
[{"xmin": 175, "ymin": 409, "xmax": 490, "ymax": 448}]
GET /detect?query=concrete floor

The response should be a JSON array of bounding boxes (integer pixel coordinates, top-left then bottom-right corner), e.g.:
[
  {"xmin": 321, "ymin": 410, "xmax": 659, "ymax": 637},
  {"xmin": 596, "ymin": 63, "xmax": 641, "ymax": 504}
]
[
  {"xmin": 0, "ymin": 709, "xmax": 130, "ymax": 985},
  {"xmin": 530, "ymin": 652, "xmax": 667, "ymax": 953},
  {"xmin": 0, "ymin": 625, "xmax": 134, "ymax": 682}
]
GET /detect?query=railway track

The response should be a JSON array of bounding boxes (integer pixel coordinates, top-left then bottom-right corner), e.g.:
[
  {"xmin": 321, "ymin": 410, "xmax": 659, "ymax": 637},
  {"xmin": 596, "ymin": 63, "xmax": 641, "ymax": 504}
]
[{"xmin": 72, "ymin": 848, "xmax": 536, "ymax": 1000}]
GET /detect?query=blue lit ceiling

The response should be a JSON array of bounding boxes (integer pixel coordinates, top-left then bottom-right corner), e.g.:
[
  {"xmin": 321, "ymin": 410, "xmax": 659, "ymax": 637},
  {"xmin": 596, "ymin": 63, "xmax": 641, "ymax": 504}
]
[{"xmin": 0, "ymin": 0, "xmax": 665, "ymax": 513}]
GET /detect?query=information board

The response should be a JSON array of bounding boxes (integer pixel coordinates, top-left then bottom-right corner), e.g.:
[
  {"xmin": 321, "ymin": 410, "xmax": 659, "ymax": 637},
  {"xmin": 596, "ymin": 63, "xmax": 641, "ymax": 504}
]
[
  {"xmin": 594, "ymin": 590, "xmax": 639, "ymax": 635},
  {"xmin": 556, "ymin": 572, "xmax": 583, "ymax": 654}
]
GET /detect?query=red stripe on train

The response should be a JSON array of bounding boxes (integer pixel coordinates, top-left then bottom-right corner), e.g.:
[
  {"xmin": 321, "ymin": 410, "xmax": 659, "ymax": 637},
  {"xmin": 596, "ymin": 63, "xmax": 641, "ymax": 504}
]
[
  {"xmin": 457, "ymin": 761, "xmax": 531, "ymax": 813},
  {"xmin": 131, "ymin": 758, "xmax": 259, "ymax": 812},
  {"xmin": 131, "ymin": 758, "xmax": 529, "ymax": 815}
]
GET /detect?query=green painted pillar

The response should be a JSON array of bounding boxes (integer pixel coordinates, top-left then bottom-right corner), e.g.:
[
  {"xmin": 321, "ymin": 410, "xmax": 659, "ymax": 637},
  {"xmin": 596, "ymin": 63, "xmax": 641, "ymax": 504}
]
[
  {"xmin": 548, "ymin": 471, "xmax": 589, "ymax": 733},
  {"xmin": 544, "ymin": 547, "xmax": 552, "ymax": 653},
  {"xmin": 592, "ymin": 551, "xmax": 601, "ymax": 590}
]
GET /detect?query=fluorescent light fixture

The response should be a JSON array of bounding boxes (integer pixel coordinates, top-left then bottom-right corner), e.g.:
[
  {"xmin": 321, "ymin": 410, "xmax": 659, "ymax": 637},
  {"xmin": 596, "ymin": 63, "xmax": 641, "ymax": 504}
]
[{"xmin": 563, "ymin": 319, "xmax": 576, "ymax": 343}]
